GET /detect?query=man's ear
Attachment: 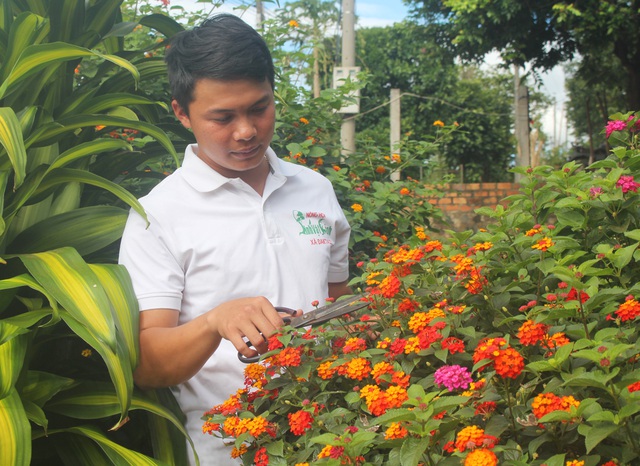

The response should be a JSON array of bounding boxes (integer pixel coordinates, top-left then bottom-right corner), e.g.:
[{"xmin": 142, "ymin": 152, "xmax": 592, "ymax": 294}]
[{"xmin": 172, "ymin": 99, "xmax": 191, "ymax": 129}]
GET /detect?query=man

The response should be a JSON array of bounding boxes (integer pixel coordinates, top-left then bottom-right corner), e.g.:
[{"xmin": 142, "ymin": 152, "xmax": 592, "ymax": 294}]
[{"xmin": 118, "ymin": 14, "xmax": 351, "ymax": 465}]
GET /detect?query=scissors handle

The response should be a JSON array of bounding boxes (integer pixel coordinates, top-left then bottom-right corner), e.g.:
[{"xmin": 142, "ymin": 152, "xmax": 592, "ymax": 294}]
[{"xmin": 237, "ymin": 307, "xmax": 297, "ymax": 364}]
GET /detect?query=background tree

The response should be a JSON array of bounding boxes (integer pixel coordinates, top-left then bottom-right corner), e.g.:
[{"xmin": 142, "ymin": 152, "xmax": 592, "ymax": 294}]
[
  {"xmin": 405, "ymin": 0, "xmax": 639, "ymax": 110},
  {"xmin": 353, "ymin": 23, "xmax": 516, "ymax": 182}
]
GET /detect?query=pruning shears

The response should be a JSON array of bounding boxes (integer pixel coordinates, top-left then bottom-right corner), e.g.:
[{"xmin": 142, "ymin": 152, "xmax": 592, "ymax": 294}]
[{"xmin": 238, "ymin": 293, "xmax": 369, "ymax": 364}]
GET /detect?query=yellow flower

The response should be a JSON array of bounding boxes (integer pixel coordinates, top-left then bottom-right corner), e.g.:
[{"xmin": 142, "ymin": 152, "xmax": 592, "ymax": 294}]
[
  {"xmin": 433, "ymin": 120, "xmax": 445, "ymax": 127},
  {"xmin": 288, "ymin": 19, "xmax": 299, "ymax": 28},
  {"xmin": 351, "ymin": 203, "xmax": 363, "ymax": 212},
  {"xmin": 299, "ymin": 117, "xmax": 309, "ymax": 124},
  {"xmin": 81, "ymin": 348, "xmax": 92, "ymax": 358},
  {"xmin": 391, "ymin": 153, "xmax": 401, "ymax": 162}
]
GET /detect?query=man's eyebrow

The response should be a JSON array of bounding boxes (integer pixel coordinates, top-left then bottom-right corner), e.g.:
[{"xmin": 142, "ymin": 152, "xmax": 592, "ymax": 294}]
[{"xmin": 207, "ymin": 95, "xmax": 272, "ymax": 114}]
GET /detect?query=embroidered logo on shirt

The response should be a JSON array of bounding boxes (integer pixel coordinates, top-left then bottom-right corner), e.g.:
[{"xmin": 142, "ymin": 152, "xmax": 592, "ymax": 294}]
[{"xmin": 293, "ymin": 210, "xmax": 333, "ymax": 245}]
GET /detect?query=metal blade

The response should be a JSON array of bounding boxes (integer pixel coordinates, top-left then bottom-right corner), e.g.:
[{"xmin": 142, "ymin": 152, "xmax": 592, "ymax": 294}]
[{"xmin": 288, "ymin": 293, "xmax": 368, "ymax": 328}]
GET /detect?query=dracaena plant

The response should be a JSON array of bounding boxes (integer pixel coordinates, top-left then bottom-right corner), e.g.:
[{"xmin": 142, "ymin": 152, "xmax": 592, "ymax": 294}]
[
  {"xmin": 203, "ymin": 113, "xmax": 640, "ymax": 466},
  {"xmin": 0, "ymin": 1, "xmax": 198, "ymax": 465}
]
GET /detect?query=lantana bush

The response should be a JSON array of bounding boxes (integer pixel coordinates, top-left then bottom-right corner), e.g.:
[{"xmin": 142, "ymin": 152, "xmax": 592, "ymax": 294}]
[{"xmin": 202, "ymin": 113, "xmax": 640, "ymax": 466}]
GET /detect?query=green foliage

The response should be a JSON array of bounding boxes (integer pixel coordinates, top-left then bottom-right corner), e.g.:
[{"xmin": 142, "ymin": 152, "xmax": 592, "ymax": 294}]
[
  {"xmin": 0, "ymin": 1, "xmax": 195, "ymax": 464},
  {"xmin": 203, "ymin": 113, "xmax": 640, "ymax": 465},
  {"xmin": 407, "ymin": 0, "xmax": 640, "ymax": 109}
]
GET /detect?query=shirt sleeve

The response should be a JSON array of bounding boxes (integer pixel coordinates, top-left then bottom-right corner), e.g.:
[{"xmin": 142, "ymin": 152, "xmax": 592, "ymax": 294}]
[
  {"xmin": 118, "ymin": 208, "xmax": 185, "ymax": 312},
  {"xmin": 328, "ymin": 190, "xmax": 351, "ymax": 284}
]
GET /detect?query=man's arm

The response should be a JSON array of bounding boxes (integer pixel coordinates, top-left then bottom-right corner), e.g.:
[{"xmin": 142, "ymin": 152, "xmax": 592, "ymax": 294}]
[
  {"xmin": 134, "ymin": 297, "xmax": 287, "ymax": 390},
  {"xmin": 329, "ymin": 280, "xmax": 352, "ymax": 300}
]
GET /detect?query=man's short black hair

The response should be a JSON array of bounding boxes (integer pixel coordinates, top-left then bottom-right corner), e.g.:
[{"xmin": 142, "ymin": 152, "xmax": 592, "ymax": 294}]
[{"xmin": 165, "ymin": 14, "xmax": 275, "ymax": 114}]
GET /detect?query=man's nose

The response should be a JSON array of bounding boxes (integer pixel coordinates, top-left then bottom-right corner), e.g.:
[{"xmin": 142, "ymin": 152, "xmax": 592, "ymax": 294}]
[{"xmin": 234, "ymin": 118, "xmax": 257, "ymax": 141}]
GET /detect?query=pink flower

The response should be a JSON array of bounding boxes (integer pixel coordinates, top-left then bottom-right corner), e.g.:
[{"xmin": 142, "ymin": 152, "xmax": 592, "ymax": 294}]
[
  {"xmin": 589, "ymin": 186, "xmax": 603, "ymax": 198},
  {"xmin": 434, "ymin": 365, "xmax": 472, "ymax": 391},
  {"xmin": 616, "ymin": 175, "xmax": 640, "ymax": 193},
  {"xmin": 606, "ymin": 119, "xmax": 627, "ymax": 138}
]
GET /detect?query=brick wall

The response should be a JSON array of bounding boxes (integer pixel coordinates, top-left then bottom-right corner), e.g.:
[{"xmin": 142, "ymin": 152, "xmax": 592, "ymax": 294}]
[{"xmin": 428, "ymin": 182, "xmax": 521, "ymax": 231}]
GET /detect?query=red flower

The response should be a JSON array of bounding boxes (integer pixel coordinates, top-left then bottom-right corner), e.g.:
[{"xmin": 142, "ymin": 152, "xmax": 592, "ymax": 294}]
[{"xmin": 288, "ymin": 409, "xmax": 314, "ymax": 435}]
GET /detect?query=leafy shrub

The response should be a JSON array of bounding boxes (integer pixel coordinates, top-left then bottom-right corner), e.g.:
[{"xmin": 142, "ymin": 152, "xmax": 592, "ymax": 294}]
[{"xmin": 202, "ymin": 112, "xmax": 640, "ymax": 466}]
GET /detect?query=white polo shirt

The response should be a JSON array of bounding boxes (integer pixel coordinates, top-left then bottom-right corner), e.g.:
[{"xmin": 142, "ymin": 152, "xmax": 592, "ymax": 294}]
[{"xmin": 119, "ymin": 144, "xmax": 350, "ymax": 465}]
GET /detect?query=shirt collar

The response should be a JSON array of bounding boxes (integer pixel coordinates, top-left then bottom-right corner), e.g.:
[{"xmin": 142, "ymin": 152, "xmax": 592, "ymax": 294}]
[{"xmin": 181, "ymin": 144, "xmax": 303, "ymax": 193}]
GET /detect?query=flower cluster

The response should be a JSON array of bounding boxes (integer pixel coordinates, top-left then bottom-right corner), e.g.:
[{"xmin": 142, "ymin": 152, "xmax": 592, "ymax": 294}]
[{"xmin": 202, "ymin": 113, "xmax": 640, "ymax": 466}]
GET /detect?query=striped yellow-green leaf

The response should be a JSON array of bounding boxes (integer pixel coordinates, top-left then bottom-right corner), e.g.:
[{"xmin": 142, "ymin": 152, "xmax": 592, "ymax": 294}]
[
  {"xmin": 9, "ymin": 206, "xmax": 129, "ymax": 256},
  {"xmin": 0, "ymin": 107, "xmax": 28, "ymax": 189},
  {"xmin": 54, "ymin": 434, "xmax": 112, "ymax": 465},
  {"xmin": 22, "ymin": 370, "xmax": 75, "ymax": 408},
  {"xmin": 89, "ymin": 264, "xmax": 139, "ymax": 369},
  {"xmin": 45, "ymin": 425, "xmax": 165, "ymax": 465},
  {"xmin": 19, "ymin": 247, "xmax": 117, "ymax": 350},
  {"xmin": 26, "ymin": 114, "xmax": 178, "ymax": 166},
  {"xmin": 0, "ymin": 42, "xmax": 139, "ymax": 100},
  {"xmin": 49, "ymin": 138, "xmax": 132, "ymax": 170},
  {"xmin": 60, "ymin": 313, "xmax": 133, "ymax": 429},
  {"xmin": 0, "ymin": 333, "xmax": 28, "ymax": 397},
  {"xmin": 0, "ymin": 321, "xmax": 29, "ymax": 346},
  {"xmin": 0, "ymin": 388, "xmax": 31, "ymax": 466},
  {"xmin": 46, "ymin": 383, "xmax": 197, "ymax": 464},
  {"xmin": 33, "ymin": 168, "xmax": 147, "ymax": 224},
  {"xmin": 0, "ymin": 273, "xmax": 60, "ymax": 330},
  {"xmin": 59, "ymin": 92, "xmax": 162, "ymax": 118},
  {"xmin": 22, "ymin": 398, "xmax": 47, "ymax": 429},
  {"xmin": 1, "ymin": 12, "xmax": 49, "ymax": 82}
]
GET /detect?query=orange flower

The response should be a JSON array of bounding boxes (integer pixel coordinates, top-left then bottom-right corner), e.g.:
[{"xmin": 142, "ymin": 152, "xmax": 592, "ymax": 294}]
[
  {"xmin": 385, "ymin": 385, "xmax": 408, "ymax": 408},
  {"xmin": 532, "ymin": 392, "xmax": 580, "ymax": 420},
  {"xmin": 344, "ymin": 357, "xmax": 371, "ymax": 380},
  {"xmin": 288, "ymin": 19, "xmax": 299, "ymax": 27},
  {"xmin": 525, "ymin": 227, "xmax": 542, "ymax": 236},
  {"xmin": 566, "ymin": 461, "xmax": 585, "ymax": 466},
  {"xmin": 532, "ymin": 237, "xmax": 554, "ymax": 251},
  {"xmin": 384, "ymin": 422, "xmax": 408, "ymax": 439},
  {"xmin": 299, "ymin": 117, "xmax": 309, "ymax": 124},
  {"xmin": 455, "ymin": 425, "xmax": 486, "ymax": 452},
  {"xmin": 493, "ymin": 347, "xmax": 525, "ymax": 379},
  {"xmin": 247, "ymin": 416, "xmax": 270, "ymax": 437},
  {"xmin": 517, "ymin": 320, "xmax": 549, "ymax": 346},
  {"xmin": 360, "ymin": 384, "xmax": 389, "ymax": 415},
  {"xmin": 231, "ymin": 444, "xmax": 248, "ymax": 458},
  {"xmin": 351, "ymin": 203, "xmax": 363, "ymax": 212},
  {"xmin": 343, "ymin": 337, "xmax": 367, "ymax": 354},
  {"xmin": 433, "ymin": 120, "xmax": 445, "ymax": 127},
  {"xmin": 408, "ymin": 312, "xmax": 431, "ymax": 333},
  {"xmin": 375, "ymin": 165, "xmax": 386, "ymax": 174},
  {"xmin": 288, "ymin": 409, "xmax": 314, "ymax": 435},
  {"xmin": 277, "ymin": 346, "xmax": 303, "ymax": 367},
  {"xmin": 378, "ymin": 274, "xmax": 401, "ymax": 298},
  {"xmin": 399, "ymin": 187, "xmax": 410, "ymax": 195},
  {"xmin": 371, "ymin": 361, "xmax": 394, "ymax": 382},
  {"xmin": 317, "ymin": 359, "xmax": 338, "ymax": 380},
  {"xmin": 464, "ymin": 448, "xmax": 498, "ymax": 466},
  {"xmin": 615, "ymin": 296, "xmax": 640, "ymax": 321}
]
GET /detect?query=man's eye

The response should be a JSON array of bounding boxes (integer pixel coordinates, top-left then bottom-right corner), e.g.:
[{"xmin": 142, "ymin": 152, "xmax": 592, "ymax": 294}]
[
  {"xmin": 252, "ymin": 107, "xmax": 267, "ymax": 113},
  {"xmin": 213, "ymin": 116, "xmax": 231, "ymax": 123}
]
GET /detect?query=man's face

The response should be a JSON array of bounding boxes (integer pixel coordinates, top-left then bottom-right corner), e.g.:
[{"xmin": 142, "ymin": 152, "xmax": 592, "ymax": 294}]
[{"xmin": 172, "ymin": 78, "xmax": 276, "ymax": 179}]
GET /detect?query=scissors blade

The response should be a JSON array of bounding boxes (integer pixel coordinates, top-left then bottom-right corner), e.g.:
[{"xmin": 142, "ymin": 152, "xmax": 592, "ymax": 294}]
[{"xmin": 288, "ymin": 294, "xmax": 368, "ymax": 328}]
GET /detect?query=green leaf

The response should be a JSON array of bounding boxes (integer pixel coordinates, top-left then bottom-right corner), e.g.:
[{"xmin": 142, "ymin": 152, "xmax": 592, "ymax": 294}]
[
  {"xmin": 34, "ymin": 168, "xmax": 147, "ymax": 223},
  {"xmin": 0, "ymin": 333, "xmax": 28, "ymax": 397},
  {"xmin": 0, "ymin": 42, "xmax": 139, "ymax": 100},
  {"xmin": 43, "ymin": 425, "xmax": 163, "ymax": 465},
  {"xmin": 9, "ymin": 206, "xmax": 128, "ymax": 256},
  {"xmin": 583, "ymin": 422, "xmax": 620, "ymax": 453},
  {"xmin": 26, "ymin": 115, "xmax": 177, "ymax": 166},
  {"xmin": 19, "ymin": 248, "xmax": 117, "ymax": 350},
  {"xmin": 22, "ymin": 370, "xmax": 74, "ymax": 407},
  {"xmin": 0, "ymin": 388, "xmax": 31, "ymax": 466},
  {"xmin": 138, "ymin": 13, "xmax": 184, "ymax": 38},
  {"xmin": 399, "ymin": 436, "xmax": 430, "ymax": 466},
  {"xmin": 0, "ymin": 107, "xmax": 27, "ymax": 189},
  {"xmin": 88, "ymin": 264, "xmax": 139, "ymax": 369}
]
